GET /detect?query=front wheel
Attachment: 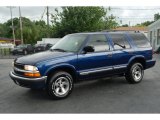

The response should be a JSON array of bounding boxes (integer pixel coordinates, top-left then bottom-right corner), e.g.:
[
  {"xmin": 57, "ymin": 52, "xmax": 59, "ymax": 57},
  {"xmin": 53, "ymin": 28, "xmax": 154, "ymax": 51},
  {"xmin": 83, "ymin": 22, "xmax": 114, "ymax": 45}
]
[
  {"xmin": 125, "ymin": 63, "xmax": 144, "ymax": 84},
  {"xmin": 47, "ymin": 71, "xmax": 73, "ymax": 99}
]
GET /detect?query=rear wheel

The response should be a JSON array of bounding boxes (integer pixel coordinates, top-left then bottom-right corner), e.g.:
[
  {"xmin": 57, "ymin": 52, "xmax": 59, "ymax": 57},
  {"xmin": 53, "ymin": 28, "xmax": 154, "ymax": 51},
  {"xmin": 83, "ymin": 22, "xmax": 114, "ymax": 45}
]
[
  {"xmin": 125, "ymin": 62, "xmax": 144, "ymax": 84},
  {"xmin": 47, "ymin": 71, "xmax": 73, "ymax": 99}
]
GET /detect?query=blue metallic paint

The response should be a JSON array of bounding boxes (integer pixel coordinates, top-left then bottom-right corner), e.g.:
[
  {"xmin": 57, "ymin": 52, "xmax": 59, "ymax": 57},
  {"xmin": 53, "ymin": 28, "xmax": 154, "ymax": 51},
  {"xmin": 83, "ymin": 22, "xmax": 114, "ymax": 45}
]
[{"xmin": 11, "ymin": 32, "xmax": 156, "ymax": 88}]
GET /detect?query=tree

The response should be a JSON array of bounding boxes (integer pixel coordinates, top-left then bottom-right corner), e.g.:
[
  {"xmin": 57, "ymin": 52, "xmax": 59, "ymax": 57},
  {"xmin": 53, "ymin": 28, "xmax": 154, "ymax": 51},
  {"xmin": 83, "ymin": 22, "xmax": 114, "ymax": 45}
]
[
  {"xmin": 103, "ymin": 14, "xmax": 118, "ymax": 30},
  {"xmin": 34, "ymin": 20, "xmax": 53, "ymax": 40},
  {"xmin": 0, "ymin": 23, "xmax": 7, "ymax": 37},
  {"xmin": 154, "ymin": 13, "xmax": 160, "ymax": 21},
  {"xmin": 121, "ymin": 24, "xmax": 129, "ymax": 27},
  {"xmin": 0, "ymin": 17, "xmax": 53, "ymax": 44},
  {"xmin": 135, "ymin": 21, "xmax": 154, "ymax": 27},
  {"xmin": 51, "ymin": 7, "xmax": 118, "ymax": 37}
]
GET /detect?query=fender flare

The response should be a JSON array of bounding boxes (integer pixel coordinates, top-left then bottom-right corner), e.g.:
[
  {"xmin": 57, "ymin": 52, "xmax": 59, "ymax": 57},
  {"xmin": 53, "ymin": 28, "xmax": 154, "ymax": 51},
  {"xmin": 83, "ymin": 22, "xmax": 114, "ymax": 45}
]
[
  {"xmin": 45, "ymin": 63, "xmax": 77, "ymax": 77},
  {"xmin": 127, "ymin": 55, "xmax": 146, "ymax": 68}
]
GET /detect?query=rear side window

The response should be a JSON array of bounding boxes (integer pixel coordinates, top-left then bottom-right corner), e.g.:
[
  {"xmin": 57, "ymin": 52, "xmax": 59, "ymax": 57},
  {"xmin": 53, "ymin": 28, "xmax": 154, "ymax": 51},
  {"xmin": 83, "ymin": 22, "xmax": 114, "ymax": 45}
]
[
  {"xmin": 109, "ymin": 34, "xmax": 131, "ymax": 50},
  {"xmin": 129, "ymin": 33, "xmax": 151, "ymax": 48}
]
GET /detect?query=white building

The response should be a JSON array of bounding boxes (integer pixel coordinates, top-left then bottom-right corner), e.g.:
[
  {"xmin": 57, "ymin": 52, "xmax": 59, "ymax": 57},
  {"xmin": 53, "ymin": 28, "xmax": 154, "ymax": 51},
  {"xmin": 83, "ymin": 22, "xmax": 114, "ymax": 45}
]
[
  {"xmin": 37, "ymin": 38, "xmax": 61, "ymax": 45},
  {"xmin": 148, "ymin": 19, "xmax": 160, "ymax": 50}
]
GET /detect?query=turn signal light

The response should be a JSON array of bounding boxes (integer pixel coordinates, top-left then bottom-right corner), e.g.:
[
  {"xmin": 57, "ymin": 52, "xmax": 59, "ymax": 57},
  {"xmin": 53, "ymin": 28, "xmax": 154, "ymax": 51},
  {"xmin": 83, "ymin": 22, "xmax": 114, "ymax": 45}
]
[{"xmin": 24, "ymin": 72, "xmax": 41, "ymax": 77}]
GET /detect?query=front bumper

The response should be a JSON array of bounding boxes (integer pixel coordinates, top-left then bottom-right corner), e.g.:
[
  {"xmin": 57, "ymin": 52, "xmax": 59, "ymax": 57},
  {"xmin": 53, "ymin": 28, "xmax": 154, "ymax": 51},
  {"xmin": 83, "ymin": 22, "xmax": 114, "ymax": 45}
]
[{"xmin": 9, "ymin": 71, "xmax": 47, "ymax": 89}]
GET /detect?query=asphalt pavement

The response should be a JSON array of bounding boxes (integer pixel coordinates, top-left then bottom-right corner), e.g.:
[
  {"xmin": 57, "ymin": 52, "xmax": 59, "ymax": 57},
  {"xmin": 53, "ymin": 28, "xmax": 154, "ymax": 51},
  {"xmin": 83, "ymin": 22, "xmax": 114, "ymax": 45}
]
[{"xmin": 0, "ymin": 55, "xmax": 160, "ymax": 113}]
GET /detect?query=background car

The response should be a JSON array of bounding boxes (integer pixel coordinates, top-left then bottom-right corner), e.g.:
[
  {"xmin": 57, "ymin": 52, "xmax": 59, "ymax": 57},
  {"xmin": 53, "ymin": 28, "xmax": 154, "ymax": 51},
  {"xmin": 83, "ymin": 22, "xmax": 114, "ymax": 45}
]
[
  {"xmin": 34, "ymin": 43, "xmax": 53, "ymax": 52},
  {"xmin": 11, "ymin": 44, "xmax": 34, "ymax": 55}
]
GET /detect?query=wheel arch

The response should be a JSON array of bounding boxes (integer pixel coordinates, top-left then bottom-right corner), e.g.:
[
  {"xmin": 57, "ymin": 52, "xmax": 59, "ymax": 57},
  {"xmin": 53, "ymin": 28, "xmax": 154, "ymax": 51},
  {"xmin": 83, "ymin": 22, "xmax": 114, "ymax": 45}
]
[
  {"xmin": 46, "ymin": 64, "xmax": 78, "ymax": 84},
  {"xmin": 128, "ymin": 56, "xmax": 146, "ymax": 69}
]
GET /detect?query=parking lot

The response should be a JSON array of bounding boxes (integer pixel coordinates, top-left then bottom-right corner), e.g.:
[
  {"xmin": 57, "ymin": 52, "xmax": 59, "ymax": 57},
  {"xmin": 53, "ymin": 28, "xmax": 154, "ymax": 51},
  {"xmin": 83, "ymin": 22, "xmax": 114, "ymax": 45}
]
[{"xmin": 0, "ymin": 55, "xmax": 159, "ymax": 113}]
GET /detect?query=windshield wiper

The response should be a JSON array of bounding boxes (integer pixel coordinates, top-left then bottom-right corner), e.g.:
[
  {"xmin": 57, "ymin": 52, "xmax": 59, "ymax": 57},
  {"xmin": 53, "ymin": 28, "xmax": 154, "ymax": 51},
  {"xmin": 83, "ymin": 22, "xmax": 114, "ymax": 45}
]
[{"xmin": 50, "ymin": 48, "xmax": 67, "ymax": 52}]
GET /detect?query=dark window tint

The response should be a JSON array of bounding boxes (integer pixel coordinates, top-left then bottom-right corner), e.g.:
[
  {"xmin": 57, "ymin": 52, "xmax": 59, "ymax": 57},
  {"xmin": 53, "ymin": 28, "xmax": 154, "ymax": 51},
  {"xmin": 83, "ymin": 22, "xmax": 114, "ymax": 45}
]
[
  {"xmin": 86, "ymin": 34, "xmax": 109, "ymax": 52},
  {"xmin": 109, "ymin": 34, "xmax": 131, "ymax": 50},
  {"xmin": 129, "ymin": 33, "xmax": 151, "ymax": 48}
]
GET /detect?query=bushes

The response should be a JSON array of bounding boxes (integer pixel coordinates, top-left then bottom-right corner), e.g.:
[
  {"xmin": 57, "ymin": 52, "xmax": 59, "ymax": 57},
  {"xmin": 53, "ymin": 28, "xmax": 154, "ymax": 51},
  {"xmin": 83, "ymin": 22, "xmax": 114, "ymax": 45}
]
[{"xmin": 0, "ymin": 48, "xmax": 11, "ymax": 56}]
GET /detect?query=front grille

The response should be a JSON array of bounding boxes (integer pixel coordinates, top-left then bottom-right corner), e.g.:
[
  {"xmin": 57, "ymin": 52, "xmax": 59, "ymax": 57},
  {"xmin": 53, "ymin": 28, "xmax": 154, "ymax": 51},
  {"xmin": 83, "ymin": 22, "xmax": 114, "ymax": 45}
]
[
  {"xmin": 14, "ymin": 62, "xmax": 24, "ymax": 70},
  {"xmin": 14, "ymin": 62, "xmax": 25, "ymax": 76},
  {"xmin": 14, "ymin": 68, "xmax": 24, "ymax": 76}
]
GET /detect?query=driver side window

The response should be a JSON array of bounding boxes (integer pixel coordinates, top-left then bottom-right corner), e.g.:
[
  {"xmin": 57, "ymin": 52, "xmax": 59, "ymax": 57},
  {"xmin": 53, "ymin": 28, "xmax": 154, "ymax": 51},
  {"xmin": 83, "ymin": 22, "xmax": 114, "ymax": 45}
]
[{"xmin": 86, "ymin": 34, "xmax": 109, "ymax": 52}]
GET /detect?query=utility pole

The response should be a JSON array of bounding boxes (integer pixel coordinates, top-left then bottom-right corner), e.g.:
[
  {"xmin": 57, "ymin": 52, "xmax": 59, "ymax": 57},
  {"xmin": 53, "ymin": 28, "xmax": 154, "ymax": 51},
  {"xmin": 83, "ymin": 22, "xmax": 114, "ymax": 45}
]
[
  {"xmin": 46, "ymin": 6, "xmax": 50, "ymax": 37},
  {"xmin": 19, "ymin": 6, "xmax": 23, "ymax": 44},
  {"xmin": 7, "ymin": 6, "xmax": 16, "ymax": 45},
  {"xmin": 46, "ymin": 6, "xmax": 49, "ymax": 27}
]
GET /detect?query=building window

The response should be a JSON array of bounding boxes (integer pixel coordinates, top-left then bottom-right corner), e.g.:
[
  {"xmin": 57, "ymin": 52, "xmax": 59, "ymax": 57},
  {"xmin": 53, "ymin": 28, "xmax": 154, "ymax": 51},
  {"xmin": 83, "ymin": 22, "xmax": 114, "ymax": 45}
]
[{"xmin": 157, "ymin": 29, "xmax": 160, "ymax": 45}]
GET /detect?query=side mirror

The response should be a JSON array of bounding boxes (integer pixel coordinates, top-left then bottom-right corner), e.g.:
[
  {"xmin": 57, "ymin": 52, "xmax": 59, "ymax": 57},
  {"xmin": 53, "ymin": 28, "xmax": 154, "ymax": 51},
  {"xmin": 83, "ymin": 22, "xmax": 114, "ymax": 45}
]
[{"xmin": 83, "ymin": 46, "xmax": 94, "ymax": 54}]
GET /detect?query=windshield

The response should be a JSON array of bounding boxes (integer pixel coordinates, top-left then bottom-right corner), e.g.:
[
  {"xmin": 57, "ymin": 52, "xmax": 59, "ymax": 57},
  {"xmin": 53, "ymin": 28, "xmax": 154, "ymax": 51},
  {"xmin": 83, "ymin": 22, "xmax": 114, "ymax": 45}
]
[
  {"xmin": 50, "ymin": 34, "xmax": 88, "ymax": 52},
  {"xmin": 35, "ymin": 44, "xmax": 46, "ymax": 47}
]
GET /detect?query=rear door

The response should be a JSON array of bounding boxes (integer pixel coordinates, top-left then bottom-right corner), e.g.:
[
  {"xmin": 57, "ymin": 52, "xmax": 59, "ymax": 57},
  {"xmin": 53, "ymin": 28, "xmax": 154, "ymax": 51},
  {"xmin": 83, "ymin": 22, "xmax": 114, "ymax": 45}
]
[
  {"xmin": 108, "ymin": 33, "xmax": 134, "ymax": 74},
  {"xmin": 77, "ymin": 34, "xmax": 113, "ymax": 79}
]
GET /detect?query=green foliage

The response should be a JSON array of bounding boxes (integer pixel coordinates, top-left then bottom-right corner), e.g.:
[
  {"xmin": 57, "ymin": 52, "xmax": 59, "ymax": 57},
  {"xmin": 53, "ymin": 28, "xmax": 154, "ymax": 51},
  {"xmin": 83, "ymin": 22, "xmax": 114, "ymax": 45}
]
[
  {"xmin": 0, "ymin": 23, "xmax": 7, "ymax": 37},
  {"xmin": 154, "ymin": 13, "xmax": 160, "ymax": 21},
  {"xmin": 34, "ymin": 20, "xmax": 53, "ymax": 40},
  {"xmin": 135, "ymin": 21, "xmax": 154, "ymax": 27},
  {"xmin": 121, "ymin": 24, "xmax": 129, "ymax": 27},
  {"xmin": 0, "ymin": 17, "xmax": 53, "ymax": 44},
  {"xmin": 0, "ymin": 7, "xmax": 118, "ymax": 43},
  {"xmin": 51, "ymin": 7, "xmax": 118, "ymax": 37}
]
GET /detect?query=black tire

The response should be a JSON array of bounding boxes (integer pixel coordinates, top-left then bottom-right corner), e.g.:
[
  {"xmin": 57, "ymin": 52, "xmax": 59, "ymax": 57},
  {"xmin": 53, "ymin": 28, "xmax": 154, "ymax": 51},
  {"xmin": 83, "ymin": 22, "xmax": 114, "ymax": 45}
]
[
  {"xmin": 47, "ymin": 71, "xmax": 73, "ymax": 99},
  {"xmin": 125, "ymin": 62, "xmax": 144, "ymax": 84}
]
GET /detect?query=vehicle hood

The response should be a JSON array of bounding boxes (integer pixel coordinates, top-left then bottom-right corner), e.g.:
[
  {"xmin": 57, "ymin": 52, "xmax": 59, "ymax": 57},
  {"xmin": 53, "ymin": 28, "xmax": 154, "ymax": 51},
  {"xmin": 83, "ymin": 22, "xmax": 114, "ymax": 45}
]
[
  {"xmin": 15, "ymin": 51, "xmax": 75, "ymax": 65},
  {"xmin": 12, "ymin": 47, "xmax": 22, "ymax": 51}
]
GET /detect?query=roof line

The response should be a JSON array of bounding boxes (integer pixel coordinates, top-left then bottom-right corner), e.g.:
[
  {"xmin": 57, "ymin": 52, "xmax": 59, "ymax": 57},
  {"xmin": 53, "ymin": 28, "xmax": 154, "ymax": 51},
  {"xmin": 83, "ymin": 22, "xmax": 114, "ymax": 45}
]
[{"xmin": 148, "ymin": 19, "xmax": 160, "ymax": 28}]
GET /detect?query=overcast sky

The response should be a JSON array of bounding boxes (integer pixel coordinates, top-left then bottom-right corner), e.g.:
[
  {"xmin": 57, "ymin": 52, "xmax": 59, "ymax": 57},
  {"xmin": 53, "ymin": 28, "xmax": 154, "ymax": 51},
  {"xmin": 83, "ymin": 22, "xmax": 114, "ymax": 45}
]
[{"xmin": 0, "ymin": 6, "xmax": 160, "ymax": 26}]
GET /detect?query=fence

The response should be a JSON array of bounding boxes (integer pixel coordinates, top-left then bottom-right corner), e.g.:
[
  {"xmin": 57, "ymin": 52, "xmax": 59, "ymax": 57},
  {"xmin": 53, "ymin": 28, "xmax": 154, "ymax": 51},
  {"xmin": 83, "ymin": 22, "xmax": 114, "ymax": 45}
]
[{"xmin": 0, "ymin": 48, "xmax": 22, "ymax": 59}]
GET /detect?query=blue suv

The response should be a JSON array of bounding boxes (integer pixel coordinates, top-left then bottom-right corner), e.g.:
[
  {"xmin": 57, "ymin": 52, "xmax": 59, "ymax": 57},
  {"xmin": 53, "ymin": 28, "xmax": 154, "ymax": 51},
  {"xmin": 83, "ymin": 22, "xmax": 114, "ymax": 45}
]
[{"xmin": 10, "ymin": 32, "xmax": 156, "ymax": 99}]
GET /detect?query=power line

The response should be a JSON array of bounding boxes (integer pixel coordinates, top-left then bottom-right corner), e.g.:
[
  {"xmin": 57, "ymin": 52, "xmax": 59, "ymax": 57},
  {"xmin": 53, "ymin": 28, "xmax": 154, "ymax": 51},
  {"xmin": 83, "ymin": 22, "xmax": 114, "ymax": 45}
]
[
  {"xmin": 111, "ymin": 7, "xmax": 160, "ymax": 10},
  {"xmin": 41, "ymin": 7, "xmax": 47, "ymax": 20},
  {"xmin": 117, "ymin": 17, "xmax": 153, "ymax": 19}
]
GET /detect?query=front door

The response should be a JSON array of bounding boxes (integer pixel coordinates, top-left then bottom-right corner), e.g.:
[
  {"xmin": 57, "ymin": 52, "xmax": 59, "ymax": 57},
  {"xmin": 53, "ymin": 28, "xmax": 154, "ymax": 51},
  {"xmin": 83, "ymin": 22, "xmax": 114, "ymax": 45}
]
[{"xmin": 77, "ymin": 34, "xmax": 113, "ymax": 80}]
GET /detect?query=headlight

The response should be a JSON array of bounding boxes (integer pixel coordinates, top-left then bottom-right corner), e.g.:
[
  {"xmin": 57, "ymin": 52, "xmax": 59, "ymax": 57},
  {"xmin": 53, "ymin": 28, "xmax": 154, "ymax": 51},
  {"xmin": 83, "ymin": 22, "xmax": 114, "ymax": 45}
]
[
  {"xmin": 24, "ymin": 65, "xmax": 41, "ymax": 77},
  {"xmin": 24, "ymin": 65, "xmax": 38, "ymax": 72}
]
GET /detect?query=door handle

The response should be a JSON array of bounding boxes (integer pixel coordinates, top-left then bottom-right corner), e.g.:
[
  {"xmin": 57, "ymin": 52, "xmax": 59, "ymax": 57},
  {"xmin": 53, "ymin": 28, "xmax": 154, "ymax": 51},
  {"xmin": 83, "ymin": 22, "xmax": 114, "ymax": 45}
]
[
  {"xmin": 108, "ymin": 54, "xmax": 112, "ymax": 57},
  {"xmin": 128, "ymin": 51, "xmax": 133, "ymax": 54}
]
